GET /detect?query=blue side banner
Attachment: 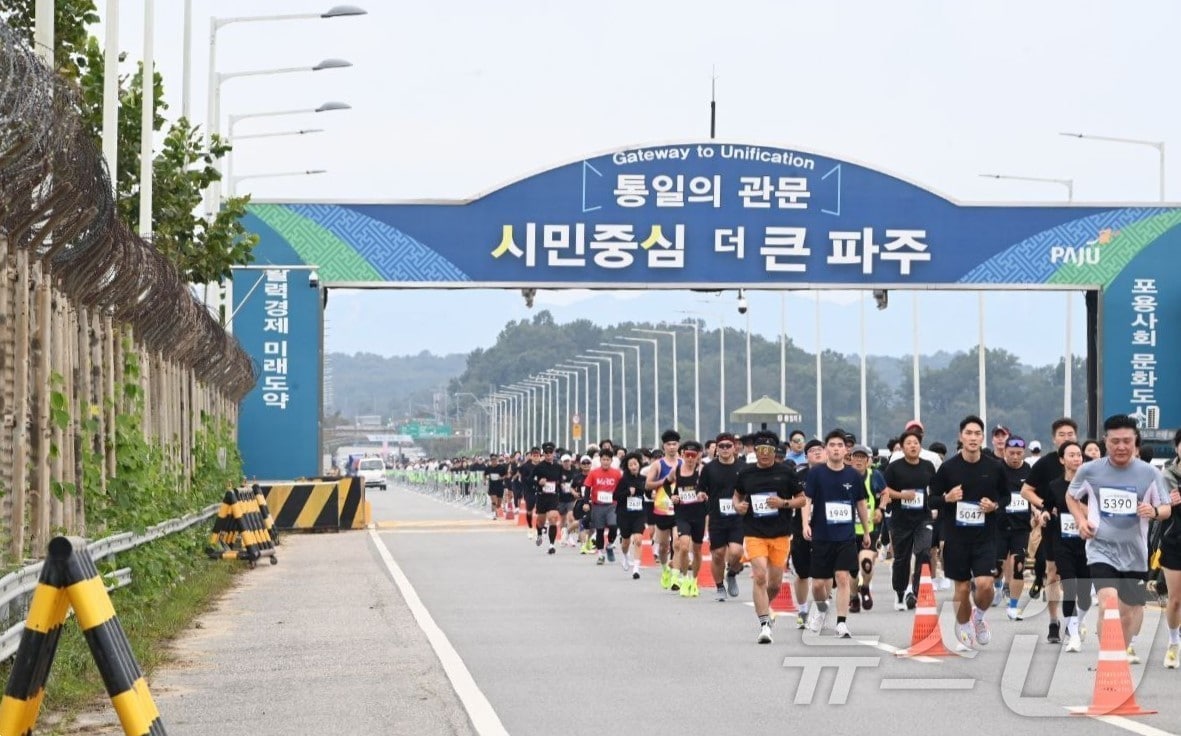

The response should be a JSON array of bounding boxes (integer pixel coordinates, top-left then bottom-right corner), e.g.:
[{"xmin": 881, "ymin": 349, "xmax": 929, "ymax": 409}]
[{"xmin": 232, "ymin": 267, "xmax": 321, "ymax": 480}]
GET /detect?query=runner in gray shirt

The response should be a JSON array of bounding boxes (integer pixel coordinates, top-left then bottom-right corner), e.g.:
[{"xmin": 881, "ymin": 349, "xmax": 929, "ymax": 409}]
[{"xmin": 1066, "ymin": 414, "xmax": 1171, "ymax": 662}]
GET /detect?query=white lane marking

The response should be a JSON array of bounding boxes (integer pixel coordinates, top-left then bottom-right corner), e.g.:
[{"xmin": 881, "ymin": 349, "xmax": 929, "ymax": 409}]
[
  {"xmin": 869, "ymin": 639, "xmax": 940, "ymax": 664},
  {"xmin": 369, "ymin": 529, "xmax": 509, "ymax": 736},
  {"xmin": 1065, "ymin": 707, "xmax": 1177, "ymax": 736},
  {"xmin": 880, "ymin": 678, "xmax": 974, "ymax": 690}
]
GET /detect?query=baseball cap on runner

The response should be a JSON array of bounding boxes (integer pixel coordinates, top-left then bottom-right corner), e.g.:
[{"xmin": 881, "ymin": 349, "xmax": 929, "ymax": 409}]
[
  {"xmin": 752, "ymin": 430, "xmax": 780, "ymax": 448},
  {"xmin": 904, "ymin": 419, "xmax": 924, "ymax": 432},
  {"xmin": 851, "ymin": 444, "xmax": 872, "ymax": 457},
  {"xmin": 541, "ymin": 442, "xmax": 556, "ymax": 453},
  {"xmin": 715, "ymin": 432, "xmax": 737, "ymax": 444},
  {"xmin": 560, "ymin": 454, "xmax": 572, "ymax": 462},
  {"xmin": 992, "ymin": 425, "xmax": 1010, "ymax": 437},
  {"xmin": 804, "ymin": 439, "xmax": 824, "ymax": 453}
]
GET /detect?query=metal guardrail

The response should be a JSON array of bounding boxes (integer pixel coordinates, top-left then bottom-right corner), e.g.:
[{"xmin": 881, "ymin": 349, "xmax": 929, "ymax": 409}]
[
  {"xmin": 0, "ymin": 504, "xmax": 218, "ymax": 662},
  {"xmin": 390, "ymin": 470, "xmax": 491, "ymax": 513}
]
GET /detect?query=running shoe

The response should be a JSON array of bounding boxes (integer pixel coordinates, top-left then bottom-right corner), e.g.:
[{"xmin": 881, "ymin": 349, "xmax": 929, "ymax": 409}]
[
  {"xmin": 535, "ymin": 533, "xmax": 543, "ymax": 547},
  {"xmin": 1063, "ymin": 634, "xmax": 1082, "ymax": 653},
  {"xmin": 619, "ymin": 554, "xmax": 630, "ymax": 571},
  {"xmin": 547, "ymin": 545, "xmax": 555, "ymax": 555},
  {"xmin": 631, "ymin": 564, "xmax": 641, "ymax": 581},
  {"xmin": 835, "ymin": 622, "xmax": 851, "ymax": 639},
  {"xmin": 905, "ymin": 592, "xmax": 917, "ymax": 610},
  {"xmin": 660, "ymin": 567, "xmax": 673, "ymax": 590},
  {"xmin": 1005, "ymin": 607, "xmax": 1020, "ymax": 622},
  {"xmin": 670, "ymin": 572, "xmax": 681, "ymax": 592},
  {"xmin": 956, "ymin": 624, "xmax": 975, "ymax": 651},
  {"xmin": 808, "ymin": 607, "xmax": 826, "ymax": 635},
  {"xmin": 1164, "ymin": 643, "xmax": 1179, "ymax": 669},
  {"xmin": 860, "ymin": 585, "xmax": 873, "ymax": 611},
  {"xmin": 796, "ymin": 612, "xmax": 807, "ymax": 629},
  {"xmin": 757, "ymin": 624, "xmax": 773, "ymax": 644},
  {"xmin": 606, "ymin": 547, "xmax": 615, "ymax": 563},
  {"xmin": 680, "ymin": 578, "xmax": 692, "ymax": 598},
  {"xmin": 1047, "ymin": 621, "xmax": 1061, "ymax": 644},
  {"xmin": 688, "ymin": 579, "xmax": 700, "ymax": 597},
  {"xmin": 715, "ymin": 586, "xmax": 727, "ymax": 602},
  {"xmin": 893, "ymin": 593, "xmax": 906, "ymax": 612},
  {"xmin": 726, "ymin": 572, "xmax": 739, "ymax": 598},
  {"xmin": 1127, "ymin": 646, "xmax": 1141, "ymax": 665},
  {"xmin": 596, "ymin": 553, "xmax": 605, "ymax": 566},
  {"xmin": 991, "ymin": 585, "xmax": 1002, "ymax": 607},
  {"xmin": 1029, "ymin": 580, "xmax": 1043, "ymax": 599},
  {"xmin": 973, "ymin": 614, "xmax": 991, "ymax": 646},
  {"xmin": 849, "ymin": 593, "xmax": 861, "ymax": 614}
]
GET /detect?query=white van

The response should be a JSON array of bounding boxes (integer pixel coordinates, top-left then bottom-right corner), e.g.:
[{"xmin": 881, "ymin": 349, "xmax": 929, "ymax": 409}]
[{"xmin": 356, "ymin": 457, "xmax": 387, "ymax": 491}]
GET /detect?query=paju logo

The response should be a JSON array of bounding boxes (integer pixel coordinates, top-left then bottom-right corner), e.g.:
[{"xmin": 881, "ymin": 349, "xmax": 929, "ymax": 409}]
[{"xmin": 1049, "ymin": 228, "xmax": 1119, "ymax": 265}]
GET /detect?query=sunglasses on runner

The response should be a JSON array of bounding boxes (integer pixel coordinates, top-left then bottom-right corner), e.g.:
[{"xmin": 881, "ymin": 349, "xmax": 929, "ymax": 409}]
[
  {"xmin": 716, "ymin": 442, "xmax": 733, "ymax": 449},
  {"xmin": 1006, "ymin": 438, "xmax": 1026, "ymax": 449}
]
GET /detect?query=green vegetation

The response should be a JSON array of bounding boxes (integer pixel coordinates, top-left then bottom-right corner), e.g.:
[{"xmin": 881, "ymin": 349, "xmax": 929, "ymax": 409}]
[{"xmin": 0, "ymin": 528, "xmax": 238, "ymax": 733}]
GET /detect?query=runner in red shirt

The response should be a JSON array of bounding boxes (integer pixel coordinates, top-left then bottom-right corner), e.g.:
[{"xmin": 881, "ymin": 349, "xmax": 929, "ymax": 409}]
[{"xmin": 584, "ymin": 452, "xmax": 624, "ymax": 564}]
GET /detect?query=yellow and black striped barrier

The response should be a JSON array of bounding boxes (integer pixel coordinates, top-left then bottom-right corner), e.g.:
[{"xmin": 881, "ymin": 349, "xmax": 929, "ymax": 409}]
[
  {"xmin": 0, "ymin": 537, "xmax": 166, "ymax": 736},
  {"xmin": 258, "ymin": 476, "xmax": 369, "ymax": 532},
  {"xmin": 206, "ymin": 488, "xmax": 279, "ymax": 568}
]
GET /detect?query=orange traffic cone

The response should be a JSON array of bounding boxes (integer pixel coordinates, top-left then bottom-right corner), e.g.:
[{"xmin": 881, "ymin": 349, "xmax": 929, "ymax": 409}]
[
  {"xmin": 640, "ymin": 540, "xmax": 656, "ymax": 568},
  {"xmin": 770, "ymin": 580, "xmax": 797, "ymax": 613},
  {"xmin": 697, "ymin": 559, "xmax": 716, "ymax": 587},
  {"xmin": 897, "ymin": 564, "xmax": 952, "ymax": 657},
  {"xmin": 1074, "ymin": 597, "xmax": 1156, "ymax": 716},
  {"xmin": 516, "ymin": 503, "xmax": 528, "ymax": 527}
]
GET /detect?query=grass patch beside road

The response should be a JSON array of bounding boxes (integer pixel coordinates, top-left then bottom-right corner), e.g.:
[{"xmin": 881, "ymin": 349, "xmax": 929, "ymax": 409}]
[{"xmin": 0, "ymin": 526, "xmax": 239, "ymax": 732}]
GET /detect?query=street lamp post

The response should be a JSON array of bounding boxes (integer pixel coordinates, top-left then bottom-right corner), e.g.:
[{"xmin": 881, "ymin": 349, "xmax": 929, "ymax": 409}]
[
  {"xmin": 556, "ymin": 364, "xmax": 590, "ymax": 451},
  {"xmin": 523, "ymin": 378, "xmax": 550, "ymax": 443},
  {"xmin": 229, "ymin": 169, "xmax": 327, "ymax": 193},
  {"xmin": 544, "ymin": 369, "xmax": 575, "ymax": 450},
  {"xmin": 587, "ymin": 350, "xmax": 626, "ymax": 448},
  {"xmin": 227, "ymin": 101, "xmax": 351, "ymax": 196},
  {"xmin": 979, "ymin": 172, "xmax": 1076, "ymax": 418},
  {"xmin": 206, "ymin": 58, "xmax": 352, "ymax": 214},
  {"xmin": 620, "ymin": 336, "xmax": 659, "ymax": 442},
  {"xmin": 1059, "ymin": 132, "xmax": 1165, "ymax": 201},
  {"xmin": 603, "ymin": 343, "xmax": 643, "ymax": 449},
  {"xmin": 635, "ymin": 328, "xmax": 679, "ymax": 432},
  {"xmin": 570, "ymin": 359, "xmax": 605, "ymax": 442},
  {"xmin": 205, "ymin": 5, "xmax": 366, "ymax": 203},
  {"xmin": 669, "ymin": 321, "xmax": 700, "ymax": 440}
]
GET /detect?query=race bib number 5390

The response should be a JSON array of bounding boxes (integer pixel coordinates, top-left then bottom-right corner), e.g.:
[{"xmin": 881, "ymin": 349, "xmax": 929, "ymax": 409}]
[{"xmin": 1099, "ymin": 488, "xmax": 1137, "ymax": 517}]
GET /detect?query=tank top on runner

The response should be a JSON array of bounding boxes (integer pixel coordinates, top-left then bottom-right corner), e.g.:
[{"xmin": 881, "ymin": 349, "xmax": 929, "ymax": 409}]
[{"xmin": 674, "ymin": 467, "xmax": 703, "ymax": 508}]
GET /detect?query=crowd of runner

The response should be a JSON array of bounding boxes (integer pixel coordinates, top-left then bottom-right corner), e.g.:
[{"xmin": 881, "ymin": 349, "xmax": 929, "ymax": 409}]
[{"xmin": 434, "ymin": 416, "xmax": 1181, "ymax": 664}]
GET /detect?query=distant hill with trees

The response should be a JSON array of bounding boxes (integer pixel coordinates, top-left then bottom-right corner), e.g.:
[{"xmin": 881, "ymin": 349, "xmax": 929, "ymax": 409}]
[{"xmin": 327, "ymin": 310, "xmax": 1088, "ymax": 449}]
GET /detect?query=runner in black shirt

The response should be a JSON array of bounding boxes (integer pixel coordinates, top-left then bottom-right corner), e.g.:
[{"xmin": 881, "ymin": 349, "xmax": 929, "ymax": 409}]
[
  {"xmin": 530, "ymin": 442, "xmax": 565, "ymax": 554},
  {"xmin": 882, "ymin": 429, "xmax": 937, "ymax": 611},
  {"xmin": 484, "ymin": 455, "xmax": 509, "ymax": 519},
  {"xmin": 733, "ymin": 430, "xmax": 805, "ymax": 644},
  {"xmin": 929, "ymin": 415, "xmax": 1008, "ymax": 651},
  {"xmin": 995, "ymin": 436, "xmax": 1031, "ymax": 620},
  {"xmin": 1018, "ymin": 417, "xmax": 1078, "ymax": 644},
  {"xmin": 700, "ymin": 432, "xmax": 745, "ymax": 601},
  {"xmin": 1040, "ymin": 441, "xmax": 1091, "ymax": 653}
]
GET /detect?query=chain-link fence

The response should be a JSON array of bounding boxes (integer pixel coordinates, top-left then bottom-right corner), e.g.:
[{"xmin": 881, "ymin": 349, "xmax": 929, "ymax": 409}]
[{"xmin": 0, "ymin": 21, "xmax": 256, "ymax": 564}]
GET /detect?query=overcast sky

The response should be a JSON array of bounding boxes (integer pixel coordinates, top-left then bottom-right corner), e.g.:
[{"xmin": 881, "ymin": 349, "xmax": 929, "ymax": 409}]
[{"xmin": 101, "ymin": 0, "xmax": 1175, "ymax": 365}]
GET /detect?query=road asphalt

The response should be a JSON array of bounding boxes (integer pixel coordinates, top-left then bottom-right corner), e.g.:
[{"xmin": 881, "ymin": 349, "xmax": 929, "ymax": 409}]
[{"xmin": 70, "ymin": 482, "xmax": 1181, "ymax": 736}]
